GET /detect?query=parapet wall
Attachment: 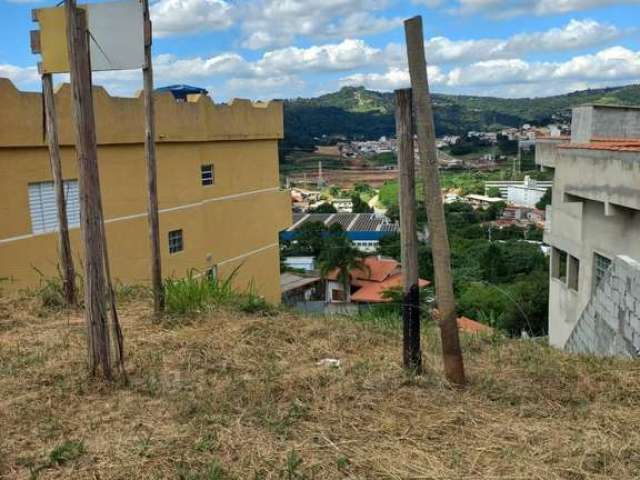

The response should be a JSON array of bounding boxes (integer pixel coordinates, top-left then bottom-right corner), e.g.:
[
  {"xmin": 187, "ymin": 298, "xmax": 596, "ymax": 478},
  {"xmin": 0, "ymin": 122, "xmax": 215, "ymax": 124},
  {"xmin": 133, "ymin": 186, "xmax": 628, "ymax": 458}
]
[
  {"xmin": 565, "ymin": 255, "xmax": 640, "ymax": 358},
  {"xmin": 0, "ymin": 78, "xmax": 283, "ymax": 147}
]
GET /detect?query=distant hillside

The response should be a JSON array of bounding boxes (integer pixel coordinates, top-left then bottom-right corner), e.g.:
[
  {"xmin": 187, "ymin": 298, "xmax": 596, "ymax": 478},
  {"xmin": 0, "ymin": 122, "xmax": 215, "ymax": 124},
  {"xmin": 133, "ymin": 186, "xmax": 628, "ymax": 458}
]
[{"xmin": 282, "ymin": 84, "xmax": 640, "ymax": 152}]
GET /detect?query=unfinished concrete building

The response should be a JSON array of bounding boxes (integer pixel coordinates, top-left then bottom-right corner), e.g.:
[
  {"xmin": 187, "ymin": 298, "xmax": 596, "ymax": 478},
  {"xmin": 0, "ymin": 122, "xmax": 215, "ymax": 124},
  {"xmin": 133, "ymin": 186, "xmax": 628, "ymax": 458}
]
[{"xmin": 537, "ymin": 105, "xmax": 640, "ymax": 357}]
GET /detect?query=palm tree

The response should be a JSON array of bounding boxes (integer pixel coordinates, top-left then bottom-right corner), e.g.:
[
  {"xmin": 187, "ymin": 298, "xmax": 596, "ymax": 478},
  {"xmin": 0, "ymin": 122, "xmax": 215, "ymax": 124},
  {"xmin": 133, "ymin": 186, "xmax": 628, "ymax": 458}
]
[{"xmin": 318, "ymin": 234, "xmax": 366, "ymax": 303}]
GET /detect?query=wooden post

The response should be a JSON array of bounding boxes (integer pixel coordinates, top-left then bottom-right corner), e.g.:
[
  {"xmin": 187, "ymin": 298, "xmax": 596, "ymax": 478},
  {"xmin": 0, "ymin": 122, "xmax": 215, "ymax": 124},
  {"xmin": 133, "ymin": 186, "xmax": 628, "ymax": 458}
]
[
  {"xmin": 42, "ymin": 73, "xmax": 77, "ymax": 307},
  {"xmin": 142, "ymin": 0, "xmax": 164, "ymax": 314},
  {"xmin": 65, "ymin": 0, "xmax": 122, "ymax": 380},
  {"xmin": 396, "ymin": 88, "xmax": 422, "ymax": 372},
  {"xmin": 404, "ymin": 16, "xmax": 465, "ymax": 386}
]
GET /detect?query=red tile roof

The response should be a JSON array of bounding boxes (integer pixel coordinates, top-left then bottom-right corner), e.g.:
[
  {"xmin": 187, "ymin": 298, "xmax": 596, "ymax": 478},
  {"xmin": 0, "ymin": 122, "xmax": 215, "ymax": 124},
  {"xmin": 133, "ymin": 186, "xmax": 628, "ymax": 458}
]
[
  {"xmin": 326, "ymin": 256, "xmax": 401, "ymax": 283},
  {"xmin": 350, "ymin": 273, "xmax": 430, "ymax": 303},
  {"xmin": 457, "ymin": 316, "xmax": 494, "ymax": 334},
  {"xmin": 560, "ymin": 138, "xmax": 640, "ymax": 152}
]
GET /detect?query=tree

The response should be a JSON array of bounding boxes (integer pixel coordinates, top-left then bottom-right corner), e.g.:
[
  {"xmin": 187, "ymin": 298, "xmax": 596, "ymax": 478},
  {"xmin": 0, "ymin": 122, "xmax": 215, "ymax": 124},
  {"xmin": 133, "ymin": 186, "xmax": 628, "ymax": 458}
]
[
  {"xmin": 292, "ymin": 221, "xmax": 327, "ymax": 256},
  {"xmin": 536, "ymin": 188, "xmax": 552, "ymax": 210},
  {"xmin": 309, "ymin": 202, "xmax": 337, "ymax": 214},
  {"xmin": 486, "ymin": 187, "xmax": 502, "ymax": 198},
  {"xmin": 317, "ymin": 234, "xmax": 366, "ymax": 303},
  {"xmin": 351, "ymin": 195, "xmax": 373, "ymax": 213}
]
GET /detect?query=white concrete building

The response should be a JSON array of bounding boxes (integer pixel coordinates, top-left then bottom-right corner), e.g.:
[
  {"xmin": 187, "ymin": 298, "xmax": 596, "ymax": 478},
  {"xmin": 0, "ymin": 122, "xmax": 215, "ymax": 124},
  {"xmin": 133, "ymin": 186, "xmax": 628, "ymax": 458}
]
[
  {"xmin": 538, "ymin": 104, "xmax": 640, "ymax": 357},
  {"xmin": 506, "ymin": 176, "xmax": 549, "ymax": 208}
]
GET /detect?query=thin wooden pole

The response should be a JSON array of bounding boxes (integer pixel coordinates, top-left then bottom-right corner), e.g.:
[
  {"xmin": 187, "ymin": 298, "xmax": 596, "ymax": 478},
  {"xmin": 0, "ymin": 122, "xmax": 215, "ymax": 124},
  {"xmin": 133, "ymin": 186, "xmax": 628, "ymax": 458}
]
[
  {"xmin": 142, "ymin": 0, "xmax": 164, "ymax": 314},
  {"xmin": 65, "ymin": 0, "xmax": 114, "ymax": 379},
  {"xmin": 42, "ymin": 73, "xmax": 77, "ymax": 306},
  {"xmin": 404, "ymin": 16, "xmax": 465, "ymax": 386},
  {"xmin": 396, "ymin": 88, "xmax": 422, "ymax": 373}
]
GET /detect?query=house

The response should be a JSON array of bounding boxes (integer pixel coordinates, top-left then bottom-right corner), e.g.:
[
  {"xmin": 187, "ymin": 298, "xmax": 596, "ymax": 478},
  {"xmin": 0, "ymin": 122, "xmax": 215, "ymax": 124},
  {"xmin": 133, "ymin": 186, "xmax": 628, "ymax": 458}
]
[
  {"xmin": 537, "ymin": 104, "xmax": 640, "ymax": 357},
  {"xmin": 485, "ymin": 179, "xmax": 553, "ymax": 199},
  {"xmin": 283, "ymin": 256, "xmax": 316, "ymax": 272},
  {"xmin": 324, "ymin": 256, "xmax": 429, "ymax": 304},
  {"xmin": 282, "ymin": 213, "xmax": 399, "ymax": 253},
  {"xmin": 506, "ymin": 175, "xmax": 549, "ymax": 208},
  {"xmin": 280, "ymin": 272, "xmax": 322, "ymax": 307},
  {"xmin": 331, "ymin": 198, "xmax": 353, "ymax": 213},
  {"xmin": 0, "ymin": 79, "xmax": 291, "ymax": 303},
  {"xmin": 465, "ymin": 194, "xmax": 504, "ymax": 209}
]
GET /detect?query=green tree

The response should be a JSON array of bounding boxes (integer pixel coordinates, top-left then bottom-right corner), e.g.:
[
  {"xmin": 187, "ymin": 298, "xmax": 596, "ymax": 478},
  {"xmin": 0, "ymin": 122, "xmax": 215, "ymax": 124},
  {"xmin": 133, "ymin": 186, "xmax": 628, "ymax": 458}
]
[
  {"xmin": 318, "ymin": 234, "xmax": 366, "ymax": 303},
  {"xmin": 292, "ymin": 221, "xmax": 327, "ymax": 256},
  {"xmin": 486, "ymin": 187, "xmax": 502, "ymax": 198},
  {"xmin": 351, "ymin": 195, "xmax": 373, "ymax": 213},
  {"xmin": 309, "ymin": 202, "xmax": 337, "ymax": 214},
  {"xmin": 536, "ymin": 188, "xmax": 552, "ymax": 210}
]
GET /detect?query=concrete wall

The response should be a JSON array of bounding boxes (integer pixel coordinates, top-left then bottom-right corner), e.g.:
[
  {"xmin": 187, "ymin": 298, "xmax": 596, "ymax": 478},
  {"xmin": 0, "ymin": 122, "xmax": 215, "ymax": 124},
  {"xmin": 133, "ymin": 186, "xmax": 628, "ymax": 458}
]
[
  {"xmin": 572, "ymin": 105, "xmax": 640, "ymax": 144},
  {"xmin": 565, "ymin": 255, "xmax": 640, "ymax": 357},
  {"xmin": 0, "ymin": 79, "xmax": 291, "ymax": 303},
  {"xmin": 535, "ymin": 138, "xmax": 569, "ymax": 169}
]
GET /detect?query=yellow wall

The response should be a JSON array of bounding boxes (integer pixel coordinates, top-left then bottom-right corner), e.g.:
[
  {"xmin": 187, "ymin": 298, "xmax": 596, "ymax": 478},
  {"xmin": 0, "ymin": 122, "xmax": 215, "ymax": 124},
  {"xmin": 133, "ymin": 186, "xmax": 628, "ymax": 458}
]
[{"xmin": 0, "ymin": 79, "xmax": 291, "ymax": 304}]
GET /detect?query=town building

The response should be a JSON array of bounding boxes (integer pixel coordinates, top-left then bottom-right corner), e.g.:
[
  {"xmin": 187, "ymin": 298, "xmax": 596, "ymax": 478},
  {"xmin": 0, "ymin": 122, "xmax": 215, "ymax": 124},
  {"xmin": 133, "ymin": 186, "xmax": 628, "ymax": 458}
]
[
  {"xmin": 506, "ymin": 175, "xmax": 549, "ymax": 208},
  {"xmin": 324, "ymin": 256, "xmax": 429, "ymax": 304},
  {"xmin": 282, "ymin": 213, "xmax": 399, "ymax": 253},
  {"xmin": 465, "ymin": 194, "xmax": 505, "ymax": 209},
  {"xmin": 485, "ymin": 179, "xmax": 553, "ymax": 199},
  {"xmin": 0, "ymin": 79, "xmax": 290, "ymax": 303},
  {"xmin": 538, "ymin": 104, "xmax": 640, "ymax": 357}
]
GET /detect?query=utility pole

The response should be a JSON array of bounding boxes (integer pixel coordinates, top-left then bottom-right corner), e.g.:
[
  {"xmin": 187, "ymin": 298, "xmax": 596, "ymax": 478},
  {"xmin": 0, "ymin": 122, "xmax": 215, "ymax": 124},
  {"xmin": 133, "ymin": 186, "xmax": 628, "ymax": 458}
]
[
  {"xmin": 142, "ymin": 0, "xmax": 164, "ymax": 314},
  {"xmin": 396, "ymin": 88, "xmax": 421, "ymax": 372},
  {"xmin": 318, "ymin": 160, "xmax": 323, "ymax": 189},
  {"xmin": 42, "ymin": 73, "xmax": 77, "ymax": 307},
  {"xmin": 65, "ymin": 0, "xmax": 124, "ymax": 380},
  {"xmin": 404, "ymin": 15, "xmax": 465, "ymax": 386}
]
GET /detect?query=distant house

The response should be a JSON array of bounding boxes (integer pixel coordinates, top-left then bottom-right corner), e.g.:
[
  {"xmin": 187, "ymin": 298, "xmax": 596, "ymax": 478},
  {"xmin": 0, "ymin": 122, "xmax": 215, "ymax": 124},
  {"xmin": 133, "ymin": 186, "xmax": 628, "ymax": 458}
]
[
  {"xmin": 282, "ymin": 213, "xmax": 399, "ymax": 253},
  {"xmin": 284, "ymin": 256, "xmax": 316, "ymax": 272},
  {"xmin": 506, "ymin": 176, "xmax": 550, "ymax": 208},
  {"xmin": 280, "ymin": 272, "xmax": 322, "ymax": 307},
  {"xmin": 324, "ymin": 256, "xmax": 430, "ymax": 304},
  {"xmin": 331, "ymin": 198, "xmax": 353, "ymax": 213},
  {"xmin": 465, "ymin": 194, "xmax": 504, "ymax": 209}
]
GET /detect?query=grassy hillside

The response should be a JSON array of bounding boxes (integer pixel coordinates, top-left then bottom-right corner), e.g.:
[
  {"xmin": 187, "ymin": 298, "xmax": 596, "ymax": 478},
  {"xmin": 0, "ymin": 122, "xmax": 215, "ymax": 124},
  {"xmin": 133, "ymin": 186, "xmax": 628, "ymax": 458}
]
[
  {"xmin": 283, "ymin": 84, "xmax": 640, "ymax": 151},
  {"xmin": 2, "ymin": 293, "xmax": 640, "ymax": 479}
]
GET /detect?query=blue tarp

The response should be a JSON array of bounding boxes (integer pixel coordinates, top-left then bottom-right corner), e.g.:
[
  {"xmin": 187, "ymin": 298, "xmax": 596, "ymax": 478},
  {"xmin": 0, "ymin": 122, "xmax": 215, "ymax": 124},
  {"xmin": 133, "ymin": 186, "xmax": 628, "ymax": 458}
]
[{"xmin": 156, "ymin": 84, "xmax": 208, "ymax": 101}]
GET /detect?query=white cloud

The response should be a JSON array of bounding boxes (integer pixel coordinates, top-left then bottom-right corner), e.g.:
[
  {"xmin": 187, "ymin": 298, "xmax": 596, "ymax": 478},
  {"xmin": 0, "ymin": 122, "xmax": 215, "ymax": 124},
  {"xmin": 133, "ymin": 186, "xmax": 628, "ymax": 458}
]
[
  {"xmin": 454, "ymin": 0, "xmax": 640, "ymax": 18},
  {"xmin": 0, "ymin": 64, "xmax": 39, "ymax": 86},
  {"xmin": 239, "ymin": 0, "xmax": 399, "ymax": 49},
  {"xmin": 341, "ymin": 66, "xmax": 445, "ymax": 91},
  {"xmin": 385, "ymin": 19, "xmax": 624, "ymax": 67},
  {"xmin": 352, "ymin": 46, "xmax": 640, "ymax": 95},
  {"xmin": 150, "ymin": 0, "xmax": 233, "ymax": 37},
  {"xmin": 257, "ymin": 39, "xmax": 382, "ymax": 74}
]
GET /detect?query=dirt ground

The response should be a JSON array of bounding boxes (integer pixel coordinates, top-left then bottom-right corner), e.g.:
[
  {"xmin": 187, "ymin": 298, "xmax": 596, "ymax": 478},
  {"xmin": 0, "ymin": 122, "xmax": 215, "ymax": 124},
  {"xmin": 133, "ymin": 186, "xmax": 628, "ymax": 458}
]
[{"xmin": 1, "ymin": 295, "xmax": 640, "ymax": 479}]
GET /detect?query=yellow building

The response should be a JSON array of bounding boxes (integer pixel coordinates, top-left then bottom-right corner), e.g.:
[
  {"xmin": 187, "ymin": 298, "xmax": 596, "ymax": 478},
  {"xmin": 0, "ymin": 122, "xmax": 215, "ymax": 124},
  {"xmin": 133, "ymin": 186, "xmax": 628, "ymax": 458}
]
[{"xmin": 0, "ymin": 78, "xmax": 291, "ymax": 303}]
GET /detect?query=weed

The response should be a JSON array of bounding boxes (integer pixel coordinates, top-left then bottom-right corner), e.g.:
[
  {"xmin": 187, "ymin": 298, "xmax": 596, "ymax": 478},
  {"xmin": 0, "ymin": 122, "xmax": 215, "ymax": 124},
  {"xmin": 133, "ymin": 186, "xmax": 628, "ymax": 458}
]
[
  {"xmin": 164, "ymin": 268, "xmax": 239, "ymax": 316},
  {"xmin": 114, "ymin": 282, "xmax": 151, "ymax": 302},
  {"xmin": 280, "ymin": 450, "xmax": 306, "ymax": 480},
  {"xmin": 336, "ymin": 456, "xmax": 350, "ymax": 471},
  {"xmin": 49, "ymin": 440, "xmax": 85, "ymax": 465},
  {"xmin": 176, "ymin": 460, "xmax": 231, "ymax": 480}
]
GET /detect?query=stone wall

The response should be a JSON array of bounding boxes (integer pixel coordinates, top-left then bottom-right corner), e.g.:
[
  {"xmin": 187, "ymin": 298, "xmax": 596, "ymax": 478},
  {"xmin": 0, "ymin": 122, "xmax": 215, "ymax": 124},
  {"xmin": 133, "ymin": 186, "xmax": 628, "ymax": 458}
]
[{"xmin": 565, "ymin": 255, "xmax": 640, "ymax": 358}]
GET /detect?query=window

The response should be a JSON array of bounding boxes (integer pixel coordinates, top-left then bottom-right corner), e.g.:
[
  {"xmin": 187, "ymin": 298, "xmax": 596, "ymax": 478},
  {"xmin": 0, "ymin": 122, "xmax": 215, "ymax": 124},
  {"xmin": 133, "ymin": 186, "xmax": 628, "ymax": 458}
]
[
  {"xmin": 593, "ymin": 253, "xmax": 612, "ymax": 292},
  {"xmin": 168, "ymin": 229, "xmax": 183, "ymax": 254},
  {"xmin": 28, "ymin": 180, "xmax": 80, "ymax": 234},
  {"xmin": 568, "ymin": 255, "xmax": 580, "ymax": 291},
  {"xmin": 552, "ymin": 247, "xmax": 568, "ymax": 283},
  {"xmin": 201, "ymin": 164, "xmax": 214, "ymax": 186}
]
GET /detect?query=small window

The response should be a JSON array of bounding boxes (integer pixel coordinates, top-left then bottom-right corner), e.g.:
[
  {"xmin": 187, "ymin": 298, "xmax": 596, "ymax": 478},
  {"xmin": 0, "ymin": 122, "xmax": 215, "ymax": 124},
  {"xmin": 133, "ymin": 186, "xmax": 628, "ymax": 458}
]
[
  {"xmin": 552, "ymin": 247, "xmax": 568, "ymax": 283},
  {"xmin": 201, "ymin": 164, "xmax": 214, "ymax": 186},
  {"xmin": 568, "ymin": 255, "xmax": 580, "ymax": 291},
  {"xmin": 168, "ymin": 229, "xmax": 183, "ymax": 254},
  {"xmin": 593, "ymin": 253, "xmax": 612, "ymax": 292},
  {"xmin": 28, "ymin": 180, "xmax": 80, "ymax": 234}
]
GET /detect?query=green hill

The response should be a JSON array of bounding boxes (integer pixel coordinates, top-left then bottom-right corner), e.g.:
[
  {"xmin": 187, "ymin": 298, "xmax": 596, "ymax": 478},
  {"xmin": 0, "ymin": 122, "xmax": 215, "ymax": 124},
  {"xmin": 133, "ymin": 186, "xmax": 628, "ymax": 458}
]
[{"xmin": 282, "ymin": 84, "xmax": 640, "ymax": 152}]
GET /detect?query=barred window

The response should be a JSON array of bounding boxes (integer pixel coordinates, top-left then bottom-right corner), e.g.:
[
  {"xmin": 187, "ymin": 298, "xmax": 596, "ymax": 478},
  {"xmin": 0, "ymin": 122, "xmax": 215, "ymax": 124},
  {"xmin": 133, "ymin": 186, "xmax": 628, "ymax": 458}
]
[
  {"xmin": 201, "ymin": 164, "xmax": 214, "ymax": 186},
  {"xmin": 168, "ymin": 229, "xmax": 183, "ymax": 254},
  {"xmin": 593, "ymin": 253, "xmax": 611, "ymax": 291}
]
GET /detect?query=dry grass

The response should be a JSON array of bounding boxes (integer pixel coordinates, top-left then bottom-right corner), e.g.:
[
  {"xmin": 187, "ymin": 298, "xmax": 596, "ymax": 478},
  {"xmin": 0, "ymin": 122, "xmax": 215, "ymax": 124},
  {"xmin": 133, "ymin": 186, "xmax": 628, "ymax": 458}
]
[{"xmin": 1, "ymin": 294, "xmax": 639, "ymax": 480}]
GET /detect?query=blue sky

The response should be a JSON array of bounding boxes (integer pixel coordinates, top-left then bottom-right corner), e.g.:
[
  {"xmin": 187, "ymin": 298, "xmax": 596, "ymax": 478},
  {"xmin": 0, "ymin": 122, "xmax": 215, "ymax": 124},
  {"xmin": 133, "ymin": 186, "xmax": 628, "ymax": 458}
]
[{"xmin": 1, "ymin": 0, "xmax": 639, "ymax": 101}]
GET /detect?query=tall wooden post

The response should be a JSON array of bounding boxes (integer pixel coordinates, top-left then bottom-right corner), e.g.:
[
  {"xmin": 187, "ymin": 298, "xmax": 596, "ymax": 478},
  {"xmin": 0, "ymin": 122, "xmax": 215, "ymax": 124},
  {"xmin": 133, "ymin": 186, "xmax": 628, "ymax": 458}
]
[
  {"xmin": 396, "ymin": 88, "xmax": 422, "ymax": 372},
  {"xmin": 42, "ymin": 73, "xmax": 77, "ymax": 306},
  {"xmin": 404, "ymin": 16, "xmax": 465, "ymax": 386},
  {"xmin": 66, "ymin": 0, "xmax": 122, "ymax": 379},
  {"xmin": 142, "ymin": 0, "xmax": 164, "ymax": 314}
]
